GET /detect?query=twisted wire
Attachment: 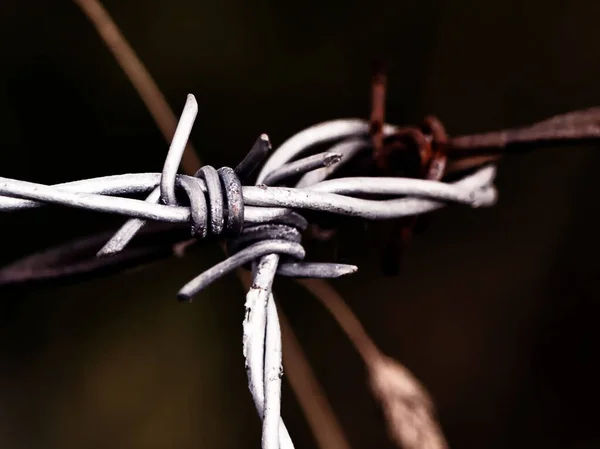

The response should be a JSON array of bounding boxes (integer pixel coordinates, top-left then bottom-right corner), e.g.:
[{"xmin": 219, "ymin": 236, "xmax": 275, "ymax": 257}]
[{"xmin": 0, "ymin": 94, "xmax": 500, "ymax": 449}]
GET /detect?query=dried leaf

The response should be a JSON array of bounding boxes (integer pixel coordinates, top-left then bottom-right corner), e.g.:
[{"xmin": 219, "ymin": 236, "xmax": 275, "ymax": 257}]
[{"xmin": 369, "ymin": 355, "xmax": 448, "ymax": 449}]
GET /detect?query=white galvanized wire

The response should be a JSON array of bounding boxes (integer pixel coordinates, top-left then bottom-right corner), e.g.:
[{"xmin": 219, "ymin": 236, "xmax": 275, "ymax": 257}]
[{"xmin": 0, "ymin": 94, "xmax": 500, "ymax": 449}]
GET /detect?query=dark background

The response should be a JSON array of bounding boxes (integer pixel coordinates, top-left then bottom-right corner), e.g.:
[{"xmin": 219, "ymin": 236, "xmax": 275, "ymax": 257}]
[{"xmin": 1, "ymin": 1, "xmax": 599, "ymax": 448}]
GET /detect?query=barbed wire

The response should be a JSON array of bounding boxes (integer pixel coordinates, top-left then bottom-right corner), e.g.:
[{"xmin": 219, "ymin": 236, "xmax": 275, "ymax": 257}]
[{"xmin": 0, "ymin": 93, "xmax": 502, "ymax": 449}]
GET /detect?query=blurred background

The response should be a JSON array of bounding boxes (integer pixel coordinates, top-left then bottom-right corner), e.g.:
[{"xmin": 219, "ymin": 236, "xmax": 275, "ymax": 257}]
[{"xmin": 1, "ymin": 1, "xmax": 600, "ymax": 448}]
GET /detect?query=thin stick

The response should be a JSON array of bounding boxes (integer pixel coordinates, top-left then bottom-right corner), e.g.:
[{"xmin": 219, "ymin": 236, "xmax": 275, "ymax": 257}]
[
  {"xmin": 449, "ymin": 106, "xmax": 600, "ymax": 152},
  {"xmin": 278, "ymin": 309, "xmax": 352, "ymax": 449},
  {"xmin": 72, "ymin": 2, "xmax": 351, "ymax": 447},
  {"xmin": 297, "ymin": 279, "xmax": 448, "ymax": 449},
  {"xmin": 72, "ymin": 0, "xmax": 202, "ymax": 174},
  {"xmin": 296, "ymin": 279, "xmax": 381, "ymax": 366}
]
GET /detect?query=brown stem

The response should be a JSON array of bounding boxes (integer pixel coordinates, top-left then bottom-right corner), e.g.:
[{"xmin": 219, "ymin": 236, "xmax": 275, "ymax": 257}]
[
  {"xmin": 296, "ymin": 279, "xmax": 448, "ymax": 449},
  {"xmin": 277, "ymin": 309, "xmax": 352, "ymax": 449},
  {"xmin": 449, "ymin": 106, "xmax": 600, "ymax": 152},
  {"xmin": 446, "ymin": 154, "xmax": 502, "ymax": 174},
  {"xmin": 296, "ymin": 279, "xmax": 382, "ymax": 366},
  {"xmin": 72, "ymin": 0, "xmax": 202, "ymax": 174}
]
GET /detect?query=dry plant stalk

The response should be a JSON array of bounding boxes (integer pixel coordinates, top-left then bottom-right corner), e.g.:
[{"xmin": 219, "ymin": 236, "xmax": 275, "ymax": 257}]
[
  {"xmin": 72, "ymin": 1, "xmax": 351, "ymax": 448},
  {"xmin": 297, "ymin": 279, "xmax": 448, "ymax": 449},
  {"xmin": 369, "ymin": 356, "xmax": 447, "ymax": 449},
  {"xmin": 72, "ymin": 0, "xmax": 202, "ymax": 173}
]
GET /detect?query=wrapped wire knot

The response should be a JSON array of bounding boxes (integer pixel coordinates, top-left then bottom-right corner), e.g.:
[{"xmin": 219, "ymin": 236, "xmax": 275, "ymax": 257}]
[
  {"xmin": 182, "ymin": 165, "xmax": 244, "ymax": 238},
  {"xmin": 228, "ymin": 213, "xmax": 356, "ymax": 276},
  {"xmin": 93, "ymin": 96, "xmax": 358, "ymax": 302},
  {"xmin": 227, "ymin": 215, "xmax": 307, "ymax": 264},
  {"xmin": 176, "ymin": 174, "xmax": 359, "ymax": 301}
]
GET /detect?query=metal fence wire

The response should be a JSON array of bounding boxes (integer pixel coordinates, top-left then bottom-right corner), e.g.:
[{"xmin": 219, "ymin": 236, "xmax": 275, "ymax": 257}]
[{"xmin": 2, "ymin": 93, "xmax": 595, "ymax": 448}]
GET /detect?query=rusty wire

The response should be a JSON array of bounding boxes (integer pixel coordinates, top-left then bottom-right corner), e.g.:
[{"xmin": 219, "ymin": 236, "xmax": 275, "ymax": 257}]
[{"xmin": 366, "ymin": 65, "xmax": 600, "ymax": 275}]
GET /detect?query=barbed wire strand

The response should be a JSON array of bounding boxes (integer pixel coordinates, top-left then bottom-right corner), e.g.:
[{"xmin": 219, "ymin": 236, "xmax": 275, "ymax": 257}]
[
  {"xmin": 5, "ymin": 98, "xmax": 600, "ymax": 449},
  {"xmin": 0, "ymin": 95, "xmax": 497, "ymax": 449},
  {"xmin": 71, "ymin": 2, "xmax": 354, "ymax": 447}
]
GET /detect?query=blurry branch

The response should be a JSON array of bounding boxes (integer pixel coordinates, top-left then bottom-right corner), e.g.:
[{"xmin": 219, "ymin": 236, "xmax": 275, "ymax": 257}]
[
  {"xmin": 297, "ymin": 279, "xmax": 448, "ymax": 449},
  {"xmin": 446, "ymin": 155, "xmax": 500, "ymax": 174},
  {"xmin": 73, "ymin": 1, "xmax": 351, "ymax": 448},
  {"xmin": 449, "ymin": 106, "xmax": 600, "ymax": 152},
  {"xmin": 444, "ymin": 107, "xmax": 600, "ymax": 172},
  {"xmin": 297, "ymin": 280, "xmax": 380, "ymax": 366},
  {"xmin": 277, "ymin": 311, "xmax": 352, "ymax": 449},
  {"xmin": 72, "ymin": 0, "xmax": 202, "ymax": 174}
]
